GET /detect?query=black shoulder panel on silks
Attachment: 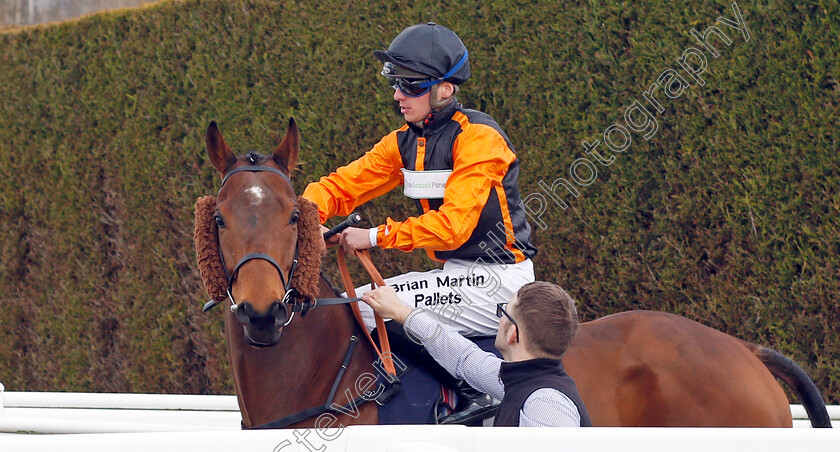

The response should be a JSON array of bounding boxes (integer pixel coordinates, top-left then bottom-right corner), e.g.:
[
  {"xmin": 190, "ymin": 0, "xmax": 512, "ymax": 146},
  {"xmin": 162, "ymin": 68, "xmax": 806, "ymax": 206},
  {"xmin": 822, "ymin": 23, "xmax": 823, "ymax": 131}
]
[{"xmin": 394, "ymin": 102, "xmax": 538, "ymax": 263}]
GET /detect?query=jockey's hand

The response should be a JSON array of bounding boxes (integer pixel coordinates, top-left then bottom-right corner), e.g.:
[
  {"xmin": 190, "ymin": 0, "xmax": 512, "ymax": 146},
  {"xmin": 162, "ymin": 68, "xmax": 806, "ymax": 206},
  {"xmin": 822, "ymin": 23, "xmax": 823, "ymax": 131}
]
[
  {"xmin": 338, "ymin": 227, "xmax": 372, "ymax": 254},
  {"xmin": 320, "ymin": 224, "xmax": 338, "ymax": 255},
  {"xmin": 361, "ymin": 286, "xmax": 412, "ymax": 324}
]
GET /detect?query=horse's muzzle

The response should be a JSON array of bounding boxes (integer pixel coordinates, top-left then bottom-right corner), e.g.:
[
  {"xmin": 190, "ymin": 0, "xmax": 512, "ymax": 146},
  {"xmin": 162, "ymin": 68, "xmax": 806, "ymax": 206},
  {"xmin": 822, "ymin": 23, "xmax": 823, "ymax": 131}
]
[{"xmin": 235, "ymin": 300, "xmax": 288, "ymax": 347}]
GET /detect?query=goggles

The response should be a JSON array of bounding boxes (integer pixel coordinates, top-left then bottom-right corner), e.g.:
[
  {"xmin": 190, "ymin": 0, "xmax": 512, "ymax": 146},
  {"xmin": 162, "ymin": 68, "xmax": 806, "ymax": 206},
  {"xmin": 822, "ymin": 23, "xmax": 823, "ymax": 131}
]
[
  {"xmin": 391, "ymin": 78, "xmax": 439, "ymax": 97},
  {"xmin": 381, "ymin": 62, "xmax": 437, "ymax": 97},
  {"xmin": 380, "ymin": 49, "xmax": 469, "ymax": 98}
]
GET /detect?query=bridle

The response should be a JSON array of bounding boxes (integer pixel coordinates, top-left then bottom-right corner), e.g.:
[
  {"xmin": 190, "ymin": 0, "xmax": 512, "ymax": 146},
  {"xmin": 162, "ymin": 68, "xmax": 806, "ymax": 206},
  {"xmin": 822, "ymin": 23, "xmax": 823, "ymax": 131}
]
[
  {"xmin": 202, "ymin": 164, "xmax": 359, "ymax": 323},
  {"xmin": 201, "ymin": 164, "xmax": 403, "ymax": 429}
]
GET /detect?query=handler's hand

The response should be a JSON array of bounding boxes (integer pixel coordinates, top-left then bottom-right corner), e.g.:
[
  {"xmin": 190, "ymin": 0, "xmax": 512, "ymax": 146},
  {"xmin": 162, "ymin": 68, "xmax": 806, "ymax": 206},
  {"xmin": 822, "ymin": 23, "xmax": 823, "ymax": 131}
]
[
  {"xmin": 361, "ymin": 286, "xmax": 412, "ymax": 324},
  {"xmin": 338, "ymin": 227, "xmax": 373, "ymax": 254}
]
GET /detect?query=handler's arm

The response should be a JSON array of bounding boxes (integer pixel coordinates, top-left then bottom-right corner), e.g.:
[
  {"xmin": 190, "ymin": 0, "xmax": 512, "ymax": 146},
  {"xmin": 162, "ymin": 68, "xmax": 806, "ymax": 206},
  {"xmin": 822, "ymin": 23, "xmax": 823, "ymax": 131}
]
[
  {"xmin": 361, "ymin": 286, "xmax": 504, "ymax": 399},
  {"xmin": 403, "ymin": 309, "xmax": 505, "ymax": 400}
]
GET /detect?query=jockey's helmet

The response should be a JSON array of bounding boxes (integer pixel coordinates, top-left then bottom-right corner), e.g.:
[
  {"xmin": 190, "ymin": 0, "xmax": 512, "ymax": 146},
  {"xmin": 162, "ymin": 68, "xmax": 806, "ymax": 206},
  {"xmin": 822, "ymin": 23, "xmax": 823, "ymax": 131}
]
[{"xmin": 374, "ymin": 22, "xmax": 471, "ymax": 86}]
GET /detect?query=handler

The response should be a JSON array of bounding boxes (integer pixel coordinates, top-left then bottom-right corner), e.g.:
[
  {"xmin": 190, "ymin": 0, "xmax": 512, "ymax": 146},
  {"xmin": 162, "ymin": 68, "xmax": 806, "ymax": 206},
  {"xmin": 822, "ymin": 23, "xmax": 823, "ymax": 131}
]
[
  {"xmin": 303, "ymin": 22, "xmax": 537, "ymax": 337},
  {"xmin": 362, "ymin": 281, "xmax": 591, "ymax": 427}
]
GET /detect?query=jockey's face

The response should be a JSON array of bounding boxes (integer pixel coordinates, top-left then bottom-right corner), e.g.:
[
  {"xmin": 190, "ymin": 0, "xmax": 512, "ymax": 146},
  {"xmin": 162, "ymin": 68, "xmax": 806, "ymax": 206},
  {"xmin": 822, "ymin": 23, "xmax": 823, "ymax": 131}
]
[{"xmin": 393, "ymin": 86, "xmax": 432, "ymax": 124}]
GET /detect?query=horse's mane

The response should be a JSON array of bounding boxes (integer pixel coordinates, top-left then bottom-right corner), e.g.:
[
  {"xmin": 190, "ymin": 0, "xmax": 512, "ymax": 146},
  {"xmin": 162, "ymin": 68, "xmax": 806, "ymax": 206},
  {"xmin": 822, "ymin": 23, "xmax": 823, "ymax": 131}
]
[{"xmin": 193, "ymin": 194, "xmax": 323, "ymax": 304}]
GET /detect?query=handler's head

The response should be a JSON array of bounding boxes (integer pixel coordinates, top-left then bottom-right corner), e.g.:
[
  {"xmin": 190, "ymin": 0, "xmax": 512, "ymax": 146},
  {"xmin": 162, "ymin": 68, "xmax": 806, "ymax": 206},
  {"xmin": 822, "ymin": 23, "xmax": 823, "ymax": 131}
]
[{"xmin": 496, "ymin": 282, "xmax": 580, "ymax": 359}]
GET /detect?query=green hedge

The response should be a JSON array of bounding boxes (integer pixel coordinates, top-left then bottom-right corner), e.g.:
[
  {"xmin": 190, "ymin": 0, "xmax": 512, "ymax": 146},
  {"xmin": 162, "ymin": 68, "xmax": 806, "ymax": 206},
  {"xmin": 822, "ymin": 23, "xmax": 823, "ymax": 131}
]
[{"xmin": 1, "ymin": 0, "xmax": 838, "ymax": 403}]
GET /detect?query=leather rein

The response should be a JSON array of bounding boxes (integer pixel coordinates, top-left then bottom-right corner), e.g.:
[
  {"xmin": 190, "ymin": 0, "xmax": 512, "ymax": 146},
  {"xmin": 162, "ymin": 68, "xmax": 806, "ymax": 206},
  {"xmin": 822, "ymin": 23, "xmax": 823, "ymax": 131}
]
[{"xmin": 250, "ymin": 249, "xmax": 403, "ymax": 429}]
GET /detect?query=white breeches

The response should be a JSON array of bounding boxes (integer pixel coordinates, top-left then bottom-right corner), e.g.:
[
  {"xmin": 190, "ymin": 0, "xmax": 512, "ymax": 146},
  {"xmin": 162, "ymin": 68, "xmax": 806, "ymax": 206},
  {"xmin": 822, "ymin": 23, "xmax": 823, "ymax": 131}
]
[{"xmin": 350, "ymin": 258, "xmax": 535, "ymax": 337}]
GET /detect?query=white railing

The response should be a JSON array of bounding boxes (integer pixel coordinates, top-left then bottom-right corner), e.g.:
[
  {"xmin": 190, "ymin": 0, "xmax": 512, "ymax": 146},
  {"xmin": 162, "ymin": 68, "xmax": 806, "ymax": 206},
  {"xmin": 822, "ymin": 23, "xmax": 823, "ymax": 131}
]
[
  {"xmin": 1, "ymin": 425, "xmax": 840, "ymax": 452},
  {"xmin": 790, "ymin": 404, "xmax": 840, "ymax": 428},
  {"xmin": 0, "ymin": 388, "xmax": 240, "ymax": 434},
  {"xmin": 1, "ymin": 386, "xmax": 838, "ymax": 442}
]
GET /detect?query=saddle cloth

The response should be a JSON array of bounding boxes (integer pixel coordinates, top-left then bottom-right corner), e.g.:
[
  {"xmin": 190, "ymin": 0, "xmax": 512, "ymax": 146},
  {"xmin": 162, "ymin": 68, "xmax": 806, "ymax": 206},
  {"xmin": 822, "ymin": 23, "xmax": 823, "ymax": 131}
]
[{"xmin": 377, "ymin": 337, "xmax": 500, "ymax": 424}]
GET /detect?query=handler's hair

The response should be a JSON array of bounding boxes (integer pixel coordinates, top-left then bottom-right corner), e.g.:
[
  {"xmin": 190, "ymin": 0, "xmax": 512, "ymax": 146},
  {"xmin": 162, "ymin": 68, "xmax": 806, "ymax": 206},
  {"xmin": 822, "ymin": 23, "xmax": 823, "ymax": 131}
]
[
  {"xmin": 513, "ymin": 281, "xmax": 580, "ymax": 358},
  {"xmin": 193, "ymin": 195, "xmax": 322, "ymax": 304}
]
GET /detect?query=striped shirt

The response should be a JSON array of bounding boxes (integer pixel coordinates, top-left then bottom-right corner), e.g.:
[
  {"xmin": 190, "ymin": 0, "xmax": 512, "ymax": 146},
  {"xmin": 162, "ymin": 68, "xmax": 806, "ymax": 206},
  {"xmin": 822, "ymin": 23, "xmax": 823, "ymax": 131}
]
[{"xmin": 404, "ymin": 309, "xmax": 581, "ymax": 427}]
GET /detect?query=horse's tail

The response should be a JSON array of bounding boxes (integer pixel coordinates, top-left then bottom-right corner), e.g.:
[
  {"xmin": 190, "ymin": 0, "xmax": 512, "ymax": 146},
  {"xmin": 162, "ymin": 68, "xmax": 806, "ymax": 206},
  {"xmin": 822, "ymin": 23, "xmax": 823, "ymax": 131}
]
[{"xmin": 740, "ymin": 340, "xmax": 832, "ymax": 428}]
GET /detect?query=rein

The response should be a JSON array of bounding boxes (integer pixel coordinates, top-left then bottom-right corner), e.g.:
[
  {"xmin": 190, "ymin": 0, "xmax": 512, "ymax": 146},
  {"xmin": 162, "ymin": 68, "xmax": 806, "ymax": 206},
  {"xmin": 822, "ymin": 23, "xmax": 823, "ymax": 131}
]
[{"xmin": 337, "ymin": 249, "xmax": 398, "ymax": 375}]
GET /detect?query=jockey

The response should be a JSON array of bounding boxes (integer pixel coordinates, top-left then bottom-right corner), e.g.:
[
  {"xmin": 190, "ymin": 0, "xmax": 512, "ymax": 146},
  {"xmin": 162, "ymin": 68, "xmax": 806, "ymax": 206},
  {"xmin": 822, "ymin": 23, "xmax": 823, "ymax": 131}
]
[{"xmin": 303, "ymin": 22, "xmax": 537, "ymax": 339}]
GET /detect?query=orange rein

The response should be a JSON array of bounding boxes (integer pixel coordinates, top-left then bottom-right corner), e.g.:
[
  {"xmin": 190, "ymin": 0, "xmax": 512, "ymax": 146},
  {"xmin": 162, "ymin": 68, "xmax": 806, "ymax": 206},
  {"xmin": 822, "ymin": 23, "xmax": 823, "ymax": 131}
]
[{"xmin": 336, "ymin": 249, "xmax": 397, "ymax": 376}]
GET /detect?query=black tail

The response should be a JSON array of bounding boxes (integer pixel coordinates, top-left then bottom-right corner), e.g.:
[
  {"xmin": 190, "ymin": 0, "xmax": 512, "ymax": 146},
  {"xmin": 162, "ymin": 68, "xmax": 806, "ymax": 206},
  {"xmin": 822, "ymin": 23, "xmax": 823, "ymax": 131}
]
[{"xmin": 745, "ymin": 342, "xmax": 832, "ymax": 428}]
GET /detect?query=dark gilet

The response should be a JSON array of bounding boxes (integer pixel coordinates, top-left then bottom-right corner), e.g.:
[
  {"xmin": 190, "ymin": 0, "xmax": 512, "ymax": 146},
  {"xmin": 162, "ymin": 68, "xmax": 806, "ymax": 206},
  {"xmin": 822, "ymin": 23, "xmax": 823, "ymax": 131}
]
[{"xmin": 494, "ymin": 357, "xmax": 592, "ymax": 427}]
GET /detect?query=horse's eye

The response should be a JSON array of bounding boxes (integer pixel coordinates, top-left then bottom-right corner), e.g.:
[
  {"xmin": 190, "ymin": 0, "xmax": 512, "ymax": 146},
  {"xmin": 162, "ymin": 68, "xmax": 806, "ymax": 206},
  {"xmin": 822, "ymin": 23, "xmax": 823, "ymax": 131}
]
[
  {"xmin": 215, "ymin": 215, "xmax": 225, "ymax": 228},
  {"xmin": 290, "ymin": 211, "xmax": 300, "ymax": 225}
]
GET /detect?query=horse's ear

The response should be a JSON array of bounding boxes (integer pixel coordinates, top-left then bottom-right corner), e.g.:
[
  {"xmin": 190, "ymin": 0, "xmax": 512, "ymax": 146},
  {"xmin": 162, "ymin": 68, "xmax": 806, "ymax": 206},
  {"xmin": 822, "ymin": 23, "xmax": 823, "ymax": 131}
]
[
  {"xmin": 206, "ymin": 121, "xmax": 237, "ymax": 173},
  {"xmin": 272, "ymin": 117, "xmax": 299, "ymax": 175}
]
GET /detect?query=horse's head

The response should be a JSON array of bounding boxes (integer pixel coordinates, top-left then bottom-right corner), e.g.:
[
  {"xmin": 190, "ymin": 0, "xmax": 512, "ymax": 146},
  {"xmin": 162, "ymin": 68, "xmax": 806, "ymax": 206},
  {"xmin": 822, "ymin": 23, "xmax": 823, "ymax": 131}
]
[{"xmin": 194, "ymin": 119, "xmax": 322, "ymax": 347}]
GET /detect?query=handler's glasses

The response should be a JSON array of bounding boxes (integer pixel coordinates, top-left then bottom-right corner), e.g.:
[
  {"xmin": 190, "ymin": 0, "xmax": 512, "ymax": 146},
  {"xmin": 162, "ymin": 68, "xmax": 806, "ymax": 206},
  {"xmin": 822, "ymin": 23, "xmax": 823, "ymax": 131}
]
[{"xmin": 495, "ymin": 303, "xmax": 520, "ymax": 343}]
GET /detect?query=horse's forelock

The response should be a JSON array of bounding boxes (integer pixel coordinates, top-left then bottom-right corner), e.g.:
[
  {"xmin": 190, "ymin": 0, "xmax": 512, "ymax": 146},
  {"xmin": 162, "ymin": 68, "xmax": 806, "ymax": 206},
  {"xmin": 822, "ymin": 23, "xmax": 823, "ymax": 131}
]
[{"xmin": 244, "ymin": 151, "xmax": 266, "ymax": 165}]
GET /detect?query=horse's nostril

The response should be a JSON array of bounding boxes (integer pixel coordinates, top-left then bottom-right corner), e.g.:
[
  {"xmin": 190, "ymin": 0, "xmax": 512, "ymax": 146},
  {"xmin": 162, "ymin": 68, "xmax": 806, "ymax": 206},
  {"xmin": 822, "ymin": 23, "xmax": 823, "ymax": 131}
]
[
  {"xmin": 272, "ymin": 301, "xmax": 288, "ymax": 328},
  {"xmin": 236, "ymin": 301, "xmax": 288, "ymax": 331},
  {"xmin": 235, "ymin": 302, "xmax": 252, "ymax": 324}
]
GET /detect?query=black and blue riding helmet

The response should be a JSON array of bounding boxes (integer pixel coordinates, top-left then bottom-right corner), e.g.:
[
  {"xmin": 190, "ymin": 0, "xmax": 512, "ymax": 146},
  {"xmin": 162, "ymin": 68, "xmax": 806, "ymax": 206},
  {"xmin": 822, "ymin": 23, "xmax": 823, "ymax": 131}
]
[{"xmin": 374, "ymin": 22, "xmax": 470, "ymax": 97}]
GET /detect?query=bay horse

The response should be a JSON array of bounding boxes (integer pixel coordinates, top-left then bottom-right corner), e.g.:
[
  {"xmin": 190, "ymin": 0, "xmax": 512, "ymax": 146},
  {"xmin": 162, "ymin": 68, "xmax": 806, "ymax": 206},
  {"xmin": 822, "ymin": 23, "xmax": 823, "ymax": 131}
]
[{"xmin": 193, "ymin": 119, "xmax": 831, "ymax": 428}]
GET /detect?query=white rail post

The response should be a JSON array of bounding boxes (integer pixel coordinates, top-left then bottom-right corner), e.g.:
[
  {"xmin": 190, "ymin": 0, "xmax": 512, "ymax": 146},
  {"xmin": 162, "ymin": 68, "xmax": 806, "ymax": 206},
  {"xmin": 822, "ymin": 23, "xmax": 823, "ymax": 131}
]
[{"xmin": 0, "ymin": 381, "xmax": 5, "ymax": 413}]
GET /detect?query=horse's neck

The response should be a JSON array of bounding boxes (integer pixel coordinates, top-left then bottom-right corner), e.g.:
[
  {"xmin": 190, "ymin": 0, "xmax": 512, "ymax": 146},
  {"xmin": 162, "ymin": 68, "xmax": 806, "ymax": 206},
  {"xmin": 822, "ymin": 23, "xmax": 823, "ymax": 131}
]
[{"xmin": 226, "ymin": 275, "xmax": 378, "ymax": 427}]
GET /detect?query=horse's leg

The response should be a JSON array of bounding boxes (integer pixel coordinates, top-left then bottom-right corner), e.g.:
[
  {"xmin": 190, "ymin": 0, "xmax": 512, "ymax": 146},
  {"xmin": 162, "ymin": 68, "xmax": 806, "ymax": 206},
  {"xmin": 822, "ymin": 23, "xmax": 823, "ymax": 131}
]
[{"xmin": 565, "ymin": 311, "xmax": 792, "ymax": 427}]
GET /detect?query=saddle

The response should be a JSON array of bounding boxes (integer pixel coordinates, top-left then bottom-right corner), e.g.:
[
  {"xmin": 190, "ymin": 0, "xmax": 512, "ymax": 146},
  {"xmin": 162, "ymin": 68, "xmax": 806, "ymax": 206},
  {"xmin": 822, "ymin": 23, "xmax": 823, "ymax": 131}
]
[{"xmin": 373, "ymin": 320, "xmax": 501, "ymax": 425}]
